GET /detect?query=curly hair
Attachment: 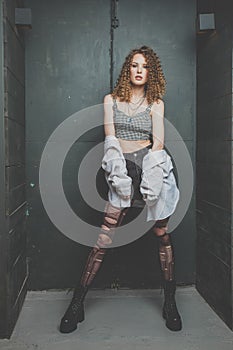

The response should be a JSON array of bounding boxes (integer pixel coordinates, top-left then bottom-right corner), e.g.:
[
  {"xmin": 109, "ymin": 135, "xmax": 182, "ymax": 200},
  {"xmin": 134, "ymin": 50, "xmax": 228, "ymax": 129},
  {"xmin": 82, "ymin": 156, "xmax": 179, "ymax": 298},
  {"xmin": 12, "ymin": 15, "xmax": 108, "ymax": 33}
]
[{"xmin": 112, "ymin": 46, "xmax": 166, "ymax": 104}]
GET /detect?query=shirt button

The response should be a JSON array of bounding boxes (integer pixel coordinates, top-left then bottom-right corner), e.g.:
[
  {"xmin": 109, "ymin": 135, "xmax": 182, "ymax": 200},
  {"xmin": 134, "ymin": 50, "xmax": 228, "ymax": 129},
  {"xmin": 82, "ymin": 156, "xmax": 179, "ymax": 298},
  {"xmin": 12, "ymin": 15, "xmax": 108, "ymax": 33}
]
[{"xmin": 134, "ymin": 153, "xmax": 137, "ymax": 157}]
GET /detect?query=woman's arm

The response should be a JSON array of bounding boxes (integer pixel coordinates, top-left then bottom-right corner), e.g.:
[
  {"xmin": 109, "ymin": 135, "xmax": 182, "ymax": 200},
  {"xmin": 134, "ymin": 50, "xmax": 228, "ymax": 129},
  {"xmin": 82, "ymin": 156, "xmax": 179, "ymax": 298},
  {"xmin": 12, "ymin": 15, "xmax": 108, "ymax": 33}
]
[
  {"xmin": 151, "ymin": 99, "xmax": 165, "ymax": 151},
  {"xmin": 103, "ymin": 94, "xmax": 131, "ymax": 200},
  {"xmin": 103, "ymin": 94, "xmax": 115, "ymax": 137}
]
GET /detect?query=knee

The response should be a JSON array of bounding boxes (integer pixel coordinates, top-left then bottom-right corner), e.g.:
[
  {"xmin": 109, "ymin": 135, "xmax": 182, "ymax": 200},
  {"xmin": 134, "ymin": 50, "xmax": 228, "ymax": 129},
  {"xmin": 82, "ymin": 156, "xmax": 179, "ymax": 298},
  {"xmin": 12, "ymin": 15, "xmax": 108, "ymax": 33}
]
[
  {"xmin": 98, "ymin": 208, "xmax": 121, "ymax": 247},
  {"xmin": 153, "ymin": 217, "xmax": 169, "ymax": 237},
  {"xmin": 153, "ymin": 225, "xmax": 168, "ymax": 237},
  {"xmin": 97, "ymin": 230, "xmax": 113, "ymax": 248}
]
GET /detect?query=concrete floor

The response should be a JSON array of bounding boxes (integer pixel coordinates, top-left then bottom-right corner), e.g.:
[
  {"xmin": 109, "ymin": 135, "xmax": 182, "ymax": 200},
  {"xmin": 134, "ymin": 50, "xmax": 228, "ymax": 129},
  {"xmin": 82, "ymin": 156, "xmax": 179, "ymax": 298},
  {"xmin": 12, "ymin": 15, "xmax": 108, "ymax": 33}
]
[{"xmin": 0, "ymin": 286, "xmax": 232, "ymax": 350}]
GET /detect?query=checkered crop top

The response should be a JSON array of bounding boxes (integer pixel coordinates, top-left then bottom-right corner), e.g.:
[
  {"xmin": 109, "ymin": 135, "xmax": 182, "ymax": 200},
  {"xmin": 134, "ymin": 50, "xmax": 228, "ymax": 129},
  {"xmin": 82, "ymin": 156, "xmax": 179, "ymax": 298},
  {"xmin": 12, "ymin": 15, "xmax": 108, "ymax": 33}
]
[{"xmin": 112, "ymin": 98, "xmax": 153, "ymax": 141}]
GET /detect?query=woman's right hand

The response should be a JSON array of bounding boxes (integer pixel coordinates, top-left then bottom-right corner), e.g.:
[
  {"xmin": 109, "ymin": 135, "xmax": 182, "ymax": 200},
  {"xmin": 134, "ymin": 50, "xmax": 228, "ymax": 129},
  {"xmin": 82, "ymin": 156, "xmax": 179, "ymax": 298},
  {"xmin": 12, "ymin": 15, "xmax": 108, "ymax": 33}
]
[{"xmin": 122, "ymin": 195, "xmax": 131, "ymax": 199}]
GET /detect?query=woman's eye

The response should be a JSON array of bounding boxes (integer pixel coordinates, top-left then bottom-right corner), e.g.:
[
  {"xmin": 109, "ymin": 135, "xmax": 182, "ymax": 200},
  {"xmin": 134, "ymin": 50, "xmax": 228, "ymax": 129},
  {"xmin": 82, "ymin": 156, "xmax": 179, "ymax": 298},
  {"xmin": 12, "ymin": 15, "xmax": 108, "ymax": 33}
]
[{"xmin": 131, "ymin": 64, "xmax": 149, "ymax": 69}]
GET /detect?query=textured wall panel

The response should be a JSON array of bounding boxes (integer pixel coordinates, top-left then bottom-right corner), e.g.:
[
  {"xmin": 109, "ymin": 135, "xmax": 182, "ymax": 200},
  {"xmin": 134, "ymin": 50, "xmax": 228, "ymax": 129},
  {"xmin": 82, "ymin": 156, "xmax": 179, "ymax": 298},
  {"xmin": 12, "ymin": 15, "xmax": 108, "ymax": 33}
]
[
  {"xmin": 196, "ymin": 0, "xmax": 233, "ymax": 330},
  {"xmin": 0, "ymin": 0, "xmax": 27, "ymax": 339}
]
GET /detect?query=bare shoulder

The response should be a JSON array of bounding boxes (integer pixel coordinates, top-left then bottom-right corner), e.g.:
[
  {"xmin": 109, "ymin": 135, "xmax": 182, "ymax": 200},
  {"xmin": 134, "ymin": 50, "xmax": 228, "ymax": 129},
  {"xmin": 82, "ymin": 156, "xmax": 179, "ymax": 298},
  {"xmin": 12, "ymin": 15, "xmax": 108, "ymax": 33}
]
[
  {"xmin": 104, "ymin": 93, "xmax": 114, "ymax": 105},
  {"xmin": 151, "ymin": 98, "xmax": 164, "ymax": 108},
  {"xmin": 151, "ymin": 98, "xmax": 164, "ymax": 115}
]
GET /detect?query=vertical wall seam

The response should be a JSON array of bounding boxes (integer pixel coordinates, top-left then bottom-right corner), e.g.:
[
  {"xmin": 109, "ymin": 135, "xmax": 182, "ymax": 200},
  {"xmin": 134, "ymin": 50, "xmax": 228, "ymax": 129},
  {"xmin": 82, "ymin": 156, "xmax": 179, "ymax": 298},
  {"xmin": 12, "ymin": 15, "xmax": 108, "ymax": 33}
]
[
  {"xmin": 110, "ymin": 0, "xmax": 119, "ymax": 92},
  {"xmin": 0, "ymin": 0, "xmax": 7, "ymax": 338}
]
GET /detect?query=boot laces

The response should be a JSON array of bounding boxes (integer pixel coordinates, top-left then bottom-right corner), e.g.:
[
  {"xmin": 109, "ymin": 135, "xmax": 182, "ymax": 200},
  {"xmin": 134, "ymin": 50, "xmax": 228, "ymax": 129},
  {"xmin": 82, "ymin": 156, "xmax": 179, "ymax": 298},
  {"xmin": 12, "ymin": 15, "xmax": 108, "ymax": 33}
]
[
  {"xmin": 165, "ymin": 297, "xmax": 180, "ymax": 318},
  {"xmin": 71, "ymin": 299, "xmax": 82, "ymax": 313}
]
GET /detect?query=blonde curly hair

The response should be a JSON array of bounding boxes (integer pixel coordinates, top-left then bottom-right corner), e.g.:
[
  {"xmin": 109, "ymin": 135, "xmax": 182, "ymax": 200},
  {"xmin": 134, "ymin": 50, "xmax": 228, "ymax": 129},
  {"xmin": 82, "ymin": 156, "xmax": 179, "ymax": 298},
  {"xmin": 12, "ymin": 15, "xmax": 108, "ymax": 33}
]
[{"xmin": 112, "ymin": 46, "xmax": 166, "ymax": 104}]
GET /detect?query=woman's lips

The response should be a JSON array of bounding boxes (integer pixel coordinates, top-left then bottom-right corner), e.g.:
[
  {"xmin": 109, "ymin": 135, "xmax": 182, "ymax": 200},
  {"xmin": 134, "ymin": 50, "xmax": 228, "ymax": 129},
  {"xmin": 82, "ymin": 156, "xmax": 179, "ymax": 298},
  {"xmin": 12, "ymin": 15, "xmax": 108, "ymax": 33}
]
[{"xmin": 135, "ymin": 76, "xmax": 143, "ymax": 80}]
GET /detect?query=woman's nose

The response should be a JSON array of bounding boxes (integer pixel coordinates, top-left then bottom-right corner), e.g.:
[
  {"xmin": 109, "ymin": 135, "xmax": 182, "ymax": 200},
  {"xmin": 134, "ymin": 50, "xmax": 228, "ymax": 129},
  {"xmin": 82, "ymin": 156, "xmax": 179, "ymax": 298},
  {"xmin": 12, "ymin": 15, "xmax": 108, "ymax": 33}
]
[{"xmin": 137, "ymin": 65, "xmax": 142, "ymax": 73}]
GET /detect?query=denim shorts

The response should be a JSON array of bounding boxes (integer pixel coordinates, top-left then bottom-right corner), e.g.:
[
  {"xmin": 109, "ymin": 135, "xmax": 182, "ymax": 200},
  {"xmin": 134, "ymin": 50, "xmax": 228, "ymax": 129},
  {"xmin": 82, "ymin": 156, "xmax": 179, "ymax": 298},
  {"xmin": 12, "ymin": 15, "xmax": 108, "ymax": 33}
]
[
  {"xmin": 123, "ymin": 144, "xmax": 170, "ymax": 228},
  {"xmin": 123, "ymin": 144, "xmax": 152, "ymax": 201}
]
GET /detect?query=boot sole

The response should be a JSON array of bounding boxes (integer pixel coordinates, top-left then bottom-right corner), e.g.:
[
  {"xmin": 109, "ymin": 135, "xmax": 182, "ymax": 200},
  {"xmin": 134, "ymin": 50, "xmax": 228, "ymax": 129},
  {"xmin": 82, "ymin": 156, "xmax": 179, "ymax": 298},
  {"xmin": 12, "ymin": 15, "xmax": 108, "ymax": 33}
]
[
  {"xmin": 59, "ymin": 309, "xmax": 84, "ymax": 333},
  {"xmin": 162, "ymin": 310, "xmax": 182, "ymax": 331}
]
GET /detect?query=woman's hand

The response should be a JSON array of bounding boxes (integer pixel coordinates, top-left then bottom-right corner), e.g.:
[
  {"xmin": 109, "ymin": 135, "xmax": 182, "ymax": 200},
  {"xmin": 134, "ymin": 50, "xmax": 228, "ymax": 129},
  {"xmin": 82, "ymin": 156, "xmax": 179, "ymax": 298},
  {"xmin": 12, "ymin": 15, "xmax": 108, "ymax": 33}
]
[{"xmin": 121, "ymin": 195, "xmax": 131, "ymax": 199}]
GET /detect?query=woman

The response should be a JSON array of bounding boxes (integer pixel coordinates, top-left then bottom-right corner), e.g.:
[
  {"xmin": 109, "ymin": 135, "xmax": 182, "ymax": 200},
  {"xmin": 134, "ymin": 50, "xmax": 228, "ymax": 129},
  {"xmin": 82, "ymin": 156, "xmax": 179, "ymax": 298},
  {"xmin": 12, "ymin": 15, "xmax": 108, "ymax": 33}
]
[{"xmin": 59, "ymin": 46, "xmax": 182, "ymax": 333}]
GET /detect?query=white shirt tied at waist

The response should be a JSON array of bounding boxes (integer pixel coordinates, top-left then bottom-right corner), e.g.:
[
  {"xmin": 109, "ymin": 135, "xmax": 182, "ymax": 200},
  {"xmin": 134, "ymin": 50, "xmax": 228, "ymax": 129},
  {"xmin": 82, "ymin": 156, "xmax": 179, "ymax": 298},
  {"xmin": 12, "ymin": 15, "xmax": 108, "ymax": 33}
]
[{"xmin": 101, "ymin": 135, "xmax": 180, "ymax": 221}]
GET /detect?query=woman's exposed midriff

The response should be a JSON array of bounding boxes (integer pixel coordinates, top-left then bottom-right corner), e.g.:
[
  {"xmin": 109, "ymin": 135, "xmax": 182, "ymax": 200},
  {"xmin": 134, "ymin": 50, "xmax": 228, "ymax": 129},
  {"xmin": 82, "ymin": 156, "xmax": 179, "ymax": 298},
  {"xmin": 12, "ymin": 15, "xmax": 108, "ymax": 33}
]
[{"xmin": 118, "ymin": 138, "xmax": 153, "ymax": 153}]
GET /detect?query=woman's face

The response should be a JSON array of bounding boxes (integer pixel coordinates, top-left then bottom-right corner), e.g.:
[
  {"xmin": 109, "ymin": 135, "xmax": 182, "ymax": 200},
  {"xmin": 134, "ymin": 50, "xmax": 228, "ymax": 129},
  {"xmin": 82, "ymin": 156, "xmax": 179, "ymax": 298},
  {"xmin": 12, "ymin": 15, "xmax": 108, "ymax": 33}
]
[{"xmin": 130, "ymin": 53, "xmax": 149, "ymax": 86}]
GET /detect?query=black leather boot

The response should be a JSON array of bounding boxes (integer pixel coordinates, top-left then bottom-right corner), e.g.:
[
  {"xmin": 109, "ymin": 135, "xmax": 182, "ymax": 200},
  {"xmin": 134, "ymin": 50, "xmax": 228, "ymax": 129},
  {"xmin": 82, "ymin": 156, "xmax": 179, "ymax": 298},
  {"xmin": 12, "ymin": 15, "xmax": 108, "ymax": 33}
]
[
  {"xmin": 162, "ymin": 280, "xmax": 182, "ymax": 331},
  {"xmin": 59, "ymin": 285, "xmax": 88, "ymax": 333}
]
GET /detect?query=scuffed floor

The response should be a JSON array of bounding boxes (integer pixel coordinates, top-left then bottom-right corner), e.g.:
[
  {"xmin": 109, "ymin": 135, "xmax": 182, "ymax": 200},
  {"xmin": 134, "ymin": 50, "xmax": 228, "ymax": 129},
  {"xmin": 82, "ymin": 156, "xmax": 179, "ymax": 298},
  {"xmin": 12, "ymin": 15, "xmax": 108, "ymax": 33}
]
[{"xmin": 0, "ymin": 287, "xmax": 232, "ymax": 350}]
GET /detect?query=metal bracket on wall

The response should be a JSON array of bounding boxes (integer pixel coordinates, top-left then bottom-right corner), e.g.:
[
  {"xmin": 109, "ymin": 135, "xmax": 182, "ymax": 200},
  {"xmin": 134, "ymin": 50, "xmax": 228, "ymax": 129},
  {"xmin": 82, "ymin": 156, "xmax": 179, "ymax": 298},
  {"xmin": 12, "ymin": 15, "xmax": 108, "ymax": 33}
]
[
  {"xmin": 196, "ymin": 13, "xmax": 216, "ymax": 35},
  {"xmin": 112, "ymin": 16, "xmax": 119, "ymax": 29},
  {"xmin": 15, "ymin": 8, "xmax": 32, "ymax": 29},
  {"xmin": 111, "ymin": 0, "xmax": 119, "ymax": 29}
]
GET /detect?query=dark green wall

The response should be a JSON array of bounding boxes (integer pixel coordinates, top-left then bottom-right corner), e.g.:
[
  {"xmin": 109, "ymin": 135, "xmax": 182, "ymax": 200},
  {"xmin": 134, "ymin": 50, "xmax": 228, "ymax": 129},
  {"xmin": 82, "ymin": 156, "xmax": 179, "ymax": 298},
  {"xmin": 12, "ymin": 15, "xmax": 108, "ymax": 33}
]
[
  {"xmin": 0, "ymin": 0, "xmax": 6, "ymax": 338},
  {"xmin": 25, "ymin": 0, "xmax": 196, "ymax": 290},
  {"xmin": 196, "ymin": 0, "xmax": 233, "ymax": 329},
  {"xmin": 0, "ymin": 0, "xmax": 27, "ymax": 339},
  {"xmin": 111, "ymin": 0, "xmax": 196, "ymax": 287}
]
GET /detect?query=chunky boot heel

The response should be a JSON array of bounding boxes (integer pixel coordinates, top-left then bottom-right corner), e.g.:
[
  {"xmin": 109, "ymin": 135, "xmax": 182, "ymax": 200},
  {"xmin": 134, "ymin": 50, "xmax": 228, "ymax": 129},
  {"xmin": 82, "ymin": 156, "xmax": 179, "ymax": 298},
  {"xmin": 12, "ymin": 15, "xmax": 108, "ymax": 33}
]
[
  {"xmin": 162, "ymin": 280, "xmax": 182, "ymax": 331},
  {"xmin": 59, "ymin": 285, "xmax": 88, "ymax": 333},
  {"xmin": 77, "ymin": 306, "xmax": 84, "ymax": 323}
]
